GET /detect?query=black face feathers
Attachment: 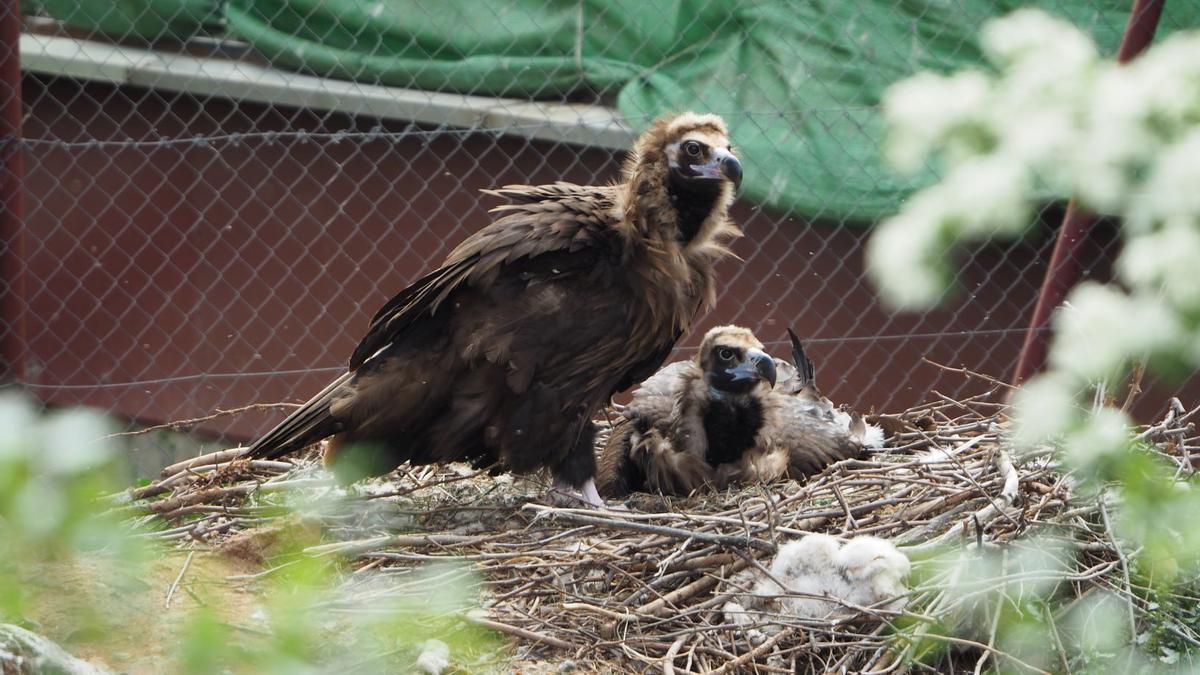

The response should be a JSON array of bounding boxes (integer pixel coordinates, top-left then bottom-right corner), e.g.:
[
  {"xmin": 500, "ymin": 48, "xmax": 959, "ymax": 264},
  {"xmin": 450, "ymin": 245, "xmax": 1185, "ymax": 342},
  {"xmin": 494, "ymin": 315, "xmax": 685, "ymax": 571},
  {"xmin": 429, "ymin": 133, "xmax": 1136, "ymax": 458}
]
[
  {"xmin": 242, "ymin": 113, "xmax": 742, "ymax": 505},
  {"xmin": 666, "ymin": 135, "xmax": 741, "ymax": 242},
  {"xmin": 669, "ymin": 140, "xmax": 743, "ymax": 188},
  {"xmin": 704, "ymin": 343, "xmax": 777, "ymax": 394}
]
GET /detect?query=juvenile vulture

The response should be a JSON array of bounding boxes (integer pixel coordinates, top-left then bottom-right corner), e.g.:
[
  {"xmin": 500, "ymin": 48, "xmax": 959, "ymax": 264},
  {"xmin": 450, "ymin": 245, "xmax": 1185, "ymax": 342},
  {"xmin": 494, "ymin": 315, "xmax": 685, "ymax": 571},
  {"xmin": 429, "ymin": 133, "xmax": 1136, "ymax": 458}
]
[
  {"xmin": 596, "ymin": 326, "xmax": 882, "ymax": 497},
  {"xmin": 243, "ymin": 112, "xmax": 743, "ymax": 507}
]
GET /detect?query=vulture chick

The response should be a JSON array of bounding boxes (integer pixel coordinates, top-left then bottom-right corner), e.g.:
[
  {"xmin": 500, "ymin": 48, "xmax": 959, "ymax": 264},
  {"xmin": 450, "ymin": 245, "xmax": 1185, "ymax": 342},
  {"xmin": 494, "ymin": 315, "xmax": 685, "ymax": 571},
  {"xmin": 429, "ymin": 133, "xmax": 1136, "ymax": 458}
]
[
  {"xmin": 243, "ymin": 112, "xmax": 744, "ymax": 507},
  {"xmin": 723, "ymin": 534, "xmax": 910, "ymax": 641},
  {"xmin": 596, "ymin": 325, "xmax": 778, "ymax": 497},
  {"xmin": 596, "ymin": 326, "xmax": 878, "ymax": 498}
]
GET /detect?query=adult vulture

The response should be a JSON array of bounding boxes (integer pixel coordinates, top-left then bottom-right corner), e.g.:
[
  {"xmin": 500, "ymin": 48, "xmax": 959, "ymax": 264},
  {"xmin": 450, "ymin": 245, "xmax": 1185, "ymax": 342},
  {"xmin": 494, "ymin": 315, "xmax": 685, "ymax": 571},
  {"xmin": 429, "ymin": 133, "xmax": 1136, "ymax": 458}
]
[{"xmin": 244, "ymin": 113, "xmax": 743, "ymax": 506}]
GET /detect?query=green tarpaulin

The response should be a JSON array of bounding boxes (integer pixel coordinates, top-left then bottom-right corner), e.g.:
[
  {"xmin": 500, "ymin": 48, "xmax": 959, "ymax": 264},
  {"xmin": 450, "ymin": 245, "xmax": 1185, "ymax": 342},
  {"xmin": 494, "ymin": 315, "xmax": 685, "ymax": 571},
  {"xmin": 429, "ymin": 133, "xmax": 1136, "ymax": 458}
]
[
  {"xmin": 35, "ymin": 0, "xmax": 221, "ymax": 40},
  {"xmin": 29, "ymin": 1, "xmax": 1199, "ymax": 222}
]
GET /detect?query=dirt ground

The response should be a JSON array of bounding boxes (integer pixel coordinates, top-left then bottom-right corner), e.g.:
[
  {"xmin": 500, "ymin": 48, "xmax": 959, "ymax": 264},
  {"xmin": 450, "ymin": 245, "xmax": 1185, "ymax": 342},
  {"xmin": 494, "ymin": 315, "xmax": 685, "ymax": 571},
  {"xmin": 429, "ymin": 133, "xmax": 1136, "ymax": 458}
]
[{"xmin": 25, "ymin": 550, "xmax": 265, "ymax": 674}]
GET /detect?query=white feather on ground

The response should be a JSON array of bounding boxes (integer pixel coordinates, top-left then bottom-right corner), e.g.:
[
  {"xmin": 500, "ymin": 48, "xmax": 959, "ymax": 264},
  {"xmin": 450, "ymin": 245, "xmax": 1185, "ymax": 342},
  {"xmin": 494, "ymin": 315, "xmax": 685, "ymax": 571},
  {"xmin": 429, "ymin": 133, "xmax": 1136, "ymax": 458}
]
[
  {"xmin": 843, "ymin": 410, "xmax": 886, "ymax": 449},
  {"xmin": 815, "ymin": 403, "xmax": 884, "ymax": 450},
  {"xmin": 415, "ymin": 639, "xmax": 450, "ymax": 675},
  {"xmin": 723, "ymin": 533, "xmax": 909, "ymax": 639},
  {"xmin": 916, "ymin": 446, "xmax": 957, "ymax": 465}
]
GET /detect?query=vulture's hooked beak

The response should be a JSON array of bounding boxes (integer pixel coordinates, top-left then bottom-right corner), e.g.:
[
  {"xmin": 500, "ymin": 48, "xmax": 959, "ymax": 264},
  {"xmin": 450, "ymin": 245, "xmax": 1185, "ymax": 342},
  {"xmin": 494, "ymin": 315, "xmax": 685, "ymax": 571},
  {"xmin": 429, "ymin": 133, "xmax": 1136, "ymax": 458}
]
[
  {"xmin": 690, "ymin": 148, "xmax": 743, "ymax": 189},
  {"xmin": 725, "ymin": 348, "xmax": 777, "ymax": 388}
]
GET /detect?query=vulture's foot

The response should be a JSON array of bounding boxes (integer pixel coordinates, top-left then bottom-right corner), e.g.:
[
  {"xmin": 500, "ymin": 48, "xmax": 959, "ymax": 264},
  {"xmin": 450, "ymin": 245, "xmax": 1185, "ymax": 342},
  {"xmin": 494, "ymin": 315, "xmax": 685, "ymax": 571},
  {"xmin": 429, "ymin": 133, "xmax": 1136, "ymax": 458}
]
[{"xmin": 548, "ymin": 478, "xmax": 629, "ymax": 511}]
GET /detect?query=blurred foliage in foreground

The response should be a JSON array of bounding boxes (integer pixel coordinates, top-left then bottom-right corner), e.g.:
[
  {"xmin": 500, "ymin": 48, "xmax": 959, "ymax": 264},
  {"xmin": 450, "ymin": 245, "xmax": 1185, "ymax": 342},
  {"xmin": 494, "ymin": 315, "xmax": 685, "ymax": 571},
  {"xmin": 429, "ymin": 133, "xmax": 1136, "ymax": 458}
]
[
  {"xmin": 0, "ymin": 394, "xmax": 500, "ymax": 673},
  {"xmin": 868, "ymin": 8, "xmax": 1200, "ymax": 672}
]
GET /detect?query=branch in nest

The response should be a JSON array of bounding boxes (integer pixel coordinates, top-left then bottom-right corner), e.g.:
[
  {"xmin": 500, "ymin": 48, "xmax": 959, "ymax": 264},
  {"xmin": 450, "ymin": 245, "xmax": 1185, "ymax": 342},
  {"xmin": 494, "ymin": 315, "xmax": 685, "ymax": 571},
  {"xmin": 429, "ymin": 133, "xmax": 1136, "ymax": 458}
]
[
  {"xmin": 921, "ymin": 358, "xmax": 1016, "ymax": 391},
  {"xmin": 523, "ymin": 504, "xmax": 776, "ymax": 552},
  {"xmin": 463, "ymin": 612, "xmax": 572, "ymax": 650},
  {"xmin": 994, "ymin": 449, "xmax": 1019, "ymax": 505},
  {"xmin": 159, "ymin": 448, "xmax": 253, "ymax": 477},
  {"xmin": 1121, "ymin": 360, "xmax": 1146, "ymax": 412},
  {"xmin": 708, "ymin": 628, "xmax": 793, "ymax": 675},
  {"xmin": 107, "ymin": 402, "xmax": 302, "ymax": 439}
]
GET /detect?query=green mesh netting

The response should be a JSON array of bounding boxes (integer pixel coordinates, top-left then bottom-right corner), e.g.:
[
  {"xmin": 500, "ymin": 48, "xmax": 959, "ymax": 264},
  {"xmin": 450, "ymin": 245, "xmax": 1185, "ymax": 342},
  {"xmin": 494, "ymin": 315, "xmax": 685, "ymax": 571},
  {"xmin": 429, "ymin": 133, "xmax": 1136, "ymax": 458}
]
[
  {"xmin": 30, "ymin": 0, "xmax": 1198, "ymax": 222},
  {"xmin": 36, "ymin": 0, "xmax": 221, "ymax": 40}
]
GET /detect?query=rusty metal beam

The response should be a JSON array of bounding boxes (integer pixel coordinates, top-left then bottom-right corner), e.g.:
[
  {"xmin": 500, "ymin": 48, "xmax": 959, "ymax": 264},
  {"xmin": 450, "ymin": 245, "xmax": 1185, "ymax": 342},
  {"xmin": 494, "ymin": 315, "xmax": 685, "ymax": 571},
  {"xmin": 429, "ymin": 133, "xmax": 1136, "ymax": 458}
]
[
  {"xmin": 0, "ymin": 0, "xmax": 23, "ymax": 382},
  {"xmin": 1010, "ymin": 0, "xmax": 1166, "ymax": 388}
]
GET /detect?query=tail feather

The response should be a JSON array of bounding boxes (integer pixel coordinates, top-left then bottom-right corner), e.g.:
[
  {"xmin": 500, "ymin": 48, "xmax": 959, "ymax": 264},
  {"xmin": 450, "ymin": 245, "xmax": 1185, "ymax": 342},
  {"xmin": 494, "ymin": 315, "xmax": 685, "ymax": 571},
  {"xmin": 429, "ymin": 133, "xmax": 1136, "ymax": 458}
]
[
  {"xmin": 243, "ymin": 372, "xmax": 352, "ymax": 461},
  {"xmin": 786, "ymin": 327, "xmax": 816, "ymax": 389}
]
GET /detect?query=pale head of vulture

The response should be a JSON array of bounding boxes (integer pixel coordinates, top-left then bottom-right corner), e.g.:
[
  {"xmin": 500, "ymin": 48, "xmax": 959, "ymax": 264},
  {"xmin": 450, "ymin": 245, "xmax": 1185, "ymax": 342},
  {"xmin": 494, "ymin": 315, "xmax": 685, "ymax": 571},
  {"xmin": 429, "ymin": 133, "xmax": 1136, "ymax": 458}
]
[
  {"xmin": 620, "ymin": 113, "xmax": 742, "ymax": 245},
  {"xmin": 663, "ymin": 119, "xmax": 742, "ymax": 188},
  {"xmin": 696, "ymin": 325, "xmax": 777, "ymax": 397}
]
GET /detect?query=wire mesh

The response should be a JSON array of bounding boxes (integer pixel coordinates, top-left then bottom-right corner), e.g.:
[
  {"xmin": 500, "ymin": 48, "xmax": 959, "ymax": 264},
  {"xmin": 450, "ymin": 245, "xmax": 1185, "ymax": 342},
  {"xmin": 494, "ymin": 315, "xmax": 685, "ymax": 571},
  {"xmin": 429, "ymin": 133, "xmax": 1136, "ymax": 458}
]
[{"xmin": 4, "ymin": 1, "xmax": 1195, "ymax": 445}]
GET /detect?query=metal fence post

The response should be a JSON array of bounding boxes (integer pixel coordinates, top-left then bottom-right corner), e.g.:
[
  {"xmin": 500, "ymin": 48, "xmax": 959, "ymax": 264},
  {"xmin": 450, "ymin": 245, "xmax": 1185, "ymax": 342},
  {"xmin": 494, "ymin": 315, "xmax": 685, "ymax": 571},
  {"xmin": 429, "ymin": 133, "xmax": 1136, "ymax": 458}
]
[
  {"xmin": 1009, "ymin": 0, "xmax": 1167, "ymax": 388},
  {"xmin": 0, "ymin": 0, "xmax": 23, "ymax": 382}
]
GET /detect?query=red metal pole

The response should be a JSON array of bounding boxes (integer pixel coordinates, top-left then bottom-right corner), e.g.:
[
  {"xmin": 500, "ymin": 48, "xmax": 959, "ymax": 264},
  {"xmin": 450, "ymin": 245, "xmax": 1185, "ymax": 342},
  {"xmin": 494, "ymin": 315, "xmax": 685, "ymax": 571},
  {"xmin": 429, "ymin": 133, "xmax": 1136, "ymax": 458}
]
[
  {"xmin": 1009, "ymin": 0, "xmax": 1166, "ymax": 388},
  {"xmin": 0, "ymin": 0, "xmax": 22, "ymax": 383}
]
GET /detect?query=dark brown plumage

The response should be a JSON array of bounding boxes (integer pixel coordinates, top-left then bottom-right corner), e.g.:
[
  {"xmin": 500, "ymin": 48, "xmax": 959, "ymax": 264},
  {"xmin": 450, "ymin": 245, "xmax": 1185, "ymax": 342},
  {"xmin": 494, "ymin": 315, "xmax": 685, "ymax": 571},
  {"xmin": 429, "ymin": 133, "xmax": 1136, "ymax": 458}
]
[
  {"xmin": 243, "ymin": 112, "xmax": 743, "ymax": 506},
  {"xmin": 596, "ymin": 326, "xmax": 876, "ymax": 498}
]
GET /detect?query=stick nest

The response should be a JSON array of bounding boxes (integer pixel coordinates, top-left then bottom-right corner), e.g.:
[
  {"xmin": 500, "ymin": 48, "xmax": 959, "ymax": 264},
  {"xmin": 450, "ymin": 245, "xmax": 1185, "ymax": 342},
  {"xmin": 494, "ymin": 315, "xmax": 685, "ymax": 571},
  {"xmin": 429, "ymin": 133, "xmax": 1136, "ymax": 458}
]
[{"xmin": 121, "ymin": 389, "xmax": 1199, "ymax": 673}]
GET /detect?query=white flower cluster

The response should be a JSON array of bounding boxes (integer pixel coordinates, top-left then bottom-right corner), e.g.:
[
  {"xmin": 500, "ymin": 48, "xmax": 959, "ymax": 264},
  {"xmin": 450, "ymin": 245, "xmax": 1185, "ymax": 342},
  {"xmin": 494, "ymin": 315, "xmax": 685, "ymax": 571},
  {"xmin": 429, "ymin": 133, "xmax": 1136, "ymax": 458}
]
[{"xmin": 868, "ymin": 9, "xmax": 1200, "ymax": 467}]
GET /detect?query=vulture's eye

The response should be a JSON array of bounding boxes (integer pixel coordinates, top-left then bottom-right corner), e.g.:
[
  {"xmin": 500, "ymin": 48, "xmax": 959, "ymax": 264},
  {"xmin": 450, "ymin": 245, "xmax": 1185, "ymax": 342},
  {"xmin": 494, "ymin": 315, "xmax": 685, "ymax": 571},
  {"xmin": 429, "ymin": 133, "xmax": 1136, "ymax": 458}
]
[
  {"xmin": 682, "ymin": 141, "xmax": 703, "ymax": 157},
  {"xmin": 717, "ymin": 347, "xmax": 735, "ymax": 361}
]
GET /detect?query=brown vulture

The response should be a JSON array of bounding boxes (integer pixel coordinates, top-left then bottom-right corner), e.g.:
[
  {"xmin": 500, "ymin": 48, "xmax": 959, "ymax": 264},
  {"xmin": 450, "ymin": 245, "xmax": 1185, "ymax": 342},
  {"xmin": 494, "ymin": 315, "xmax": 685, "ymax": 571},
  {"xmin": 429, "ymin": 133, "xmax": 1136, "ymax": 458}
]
[
  {"xmin": 243, "ymin": 112, "xmax": 743, "ymax": 506},
  {"xmin": 596, "ymin": 326, "xmax": 882, "ymax": 498}
]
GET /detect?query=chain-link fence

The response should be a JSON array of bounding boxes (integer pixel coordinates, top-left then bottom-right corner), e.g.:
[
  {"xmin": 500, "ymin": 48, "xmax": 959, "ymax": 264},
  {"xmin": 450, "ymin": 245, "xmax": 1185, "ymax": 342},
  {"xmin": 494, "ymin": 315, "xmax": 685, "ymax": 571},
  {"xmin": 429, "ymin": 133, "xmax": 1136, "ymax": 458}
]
[{"xmin": 4, "ymin": 1, "xmax": 1198, "ymax": 445}]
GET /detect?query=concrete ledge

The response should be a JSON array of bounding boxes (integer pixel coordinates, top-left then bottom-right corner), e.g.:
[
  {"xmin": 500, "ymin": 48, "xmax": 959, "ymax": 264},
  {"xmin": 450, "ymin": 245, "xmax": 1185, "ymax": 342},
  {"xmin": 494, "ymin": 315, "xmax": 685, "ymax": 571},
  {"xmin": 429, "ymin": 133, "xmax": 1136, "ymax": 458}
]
[{"xmin": 20, "ymin": 32, "xmax": 636, "ymax": 150}]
